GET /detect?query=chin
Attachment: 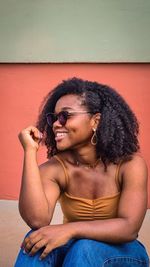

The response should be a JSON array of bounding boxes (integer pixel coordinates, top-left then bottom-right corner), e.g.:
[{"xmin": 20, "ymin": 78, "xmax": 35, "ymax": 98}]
[{"xmin": 56, "ymin": 143, "xmax": 70, "ymax": 151}]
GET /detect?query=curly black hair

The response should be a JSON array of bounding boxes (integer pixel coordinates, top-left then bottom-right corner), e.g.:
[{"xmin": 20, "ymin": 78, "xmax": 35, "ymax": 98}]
[{"xmin": 36, "ymin": 77, "xmax": 139, "ymax": 165}]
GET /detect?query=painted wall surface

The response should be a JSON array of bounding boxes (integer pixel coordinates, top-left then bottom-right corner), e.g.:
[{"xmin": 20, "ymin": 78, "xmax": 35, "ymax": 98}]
[
  {"xmin": 0, "ymin": 1, "xmax": 150, "ymax": 62},
  {"xmin": 0, "ymin": 64, "xmax": 150, "ymax": 207}
]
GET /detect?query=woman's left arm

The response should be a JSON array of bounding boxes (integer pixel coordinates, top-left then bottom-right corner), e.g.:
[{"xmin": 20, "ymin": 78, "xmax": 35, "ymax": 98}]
[{"xmin": 23, "ymin": 155, "xmax": 148, "ymax": 259}]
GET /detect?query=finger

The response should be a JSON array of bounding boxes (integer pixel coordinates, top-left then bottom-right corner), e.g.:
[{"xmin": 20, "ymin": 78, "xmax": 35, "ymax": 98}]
[
  {"xmin": 23, "ymin": 233, "xmax": 42, "ymax": 253},
  {"xmin": 25, "ymin": 126, "xmax": 42, "ymax": 140},
  {"xmin": 24, "ymin": 237, "xmax": 41, "ymax": 253},
  {"xmin": 23, "ymin": 231, "xmax": 38, "ymax": 247},
  {"xmin": 37, "ymin": 132, "xmax": 43, "ymax": 144},
  {"xmin": 39, "ymin": 132, "xmax": 43, "ymax": 139},
  {"xmin": 30, "ymin": 129, "xmax": 41, "ymax": 140},
  {"xmin": 39, "ymin": 245, "xmax": 53, "ymax": 260},
  {"xmin": 29, "ymin": 239, "xmax": 47, "ymax": 256},
  {"xmin": 23, "ymin": 240, "xmax": 34, "ymax": 253},
  {"xmin": 34, "ymin": 130, "xmax": 43, "ymax": 140}
]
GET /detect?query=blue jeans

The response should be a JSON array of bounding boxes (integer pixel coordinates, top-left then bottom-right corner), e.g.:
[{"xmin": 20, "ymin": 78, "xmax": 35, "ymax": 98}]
[{"xmin": 14, "ymin": 231, "xmax": 149, "ymax": 267}]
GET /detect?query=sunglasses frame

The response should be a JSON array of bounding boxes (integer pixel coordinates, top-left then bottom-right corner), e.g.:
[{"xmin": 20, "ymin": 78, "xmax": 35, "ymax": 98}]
[{"xmin": 46, "ymin": 110, "xmax": 93, "ymax": 127}]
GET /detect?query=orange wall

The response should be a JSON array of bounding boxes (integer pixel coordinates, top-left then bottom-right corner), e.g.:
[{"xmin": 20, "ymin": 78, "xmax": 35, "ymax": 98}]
[{"xmin": 0, "ymin": 64, "xmax": 150, "ymax": 207}]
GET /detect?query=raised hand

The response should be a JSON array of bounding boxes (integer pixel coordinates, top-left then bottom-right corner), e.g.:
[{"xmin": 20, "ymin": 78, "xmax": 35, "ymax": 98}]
[{"xmin": 18, "ymin": 126, "xmax": 43, "ymax": 151}]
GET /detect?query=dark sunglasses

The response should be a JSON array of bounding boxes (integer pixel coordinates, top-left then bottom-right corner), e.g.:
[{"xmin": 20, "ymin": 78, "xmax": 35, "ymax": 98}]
[{"xmin": 46, "ymin": 110, "xmax": 92, "ymax": 127}]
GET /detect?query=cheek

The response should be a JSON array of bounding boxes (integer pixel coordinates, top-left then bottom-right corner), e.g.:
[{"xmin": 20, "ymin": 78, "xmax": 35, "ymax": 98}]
[
  {"xmin": 68, "ymin": 121, "xmax": 93, "ymax": 142},
  {"xmin": 55, "ymin": 118, "xmax": 93, "ymax": 150},
  {"xmin": 56, "ymin": 125, "xmax": 93, "ymax": 150}
]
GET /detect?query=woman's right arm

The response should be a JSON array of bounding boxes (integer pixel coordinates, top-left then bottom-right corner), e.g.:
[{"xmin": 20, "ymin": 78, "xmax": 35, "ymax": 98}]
[{"xmin": 18, "ymin": 126, "xmax": 61, "ymax": 229}]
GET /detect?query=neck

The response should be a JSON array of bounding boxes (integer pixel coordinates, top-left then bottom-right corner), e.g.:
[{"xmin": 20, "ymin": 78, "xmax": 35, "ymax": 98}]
[{"xmin": 71, "ymin": 146, "xmax": 99, "ymax": 167}]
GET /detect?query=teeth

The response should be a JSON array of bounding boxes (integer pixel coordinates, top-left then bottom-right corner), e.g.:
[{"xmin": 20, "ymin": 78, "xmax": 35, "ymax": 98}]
[{"xmin": 56, "ymin": 133, "xmax": 67, "ymax": 137}]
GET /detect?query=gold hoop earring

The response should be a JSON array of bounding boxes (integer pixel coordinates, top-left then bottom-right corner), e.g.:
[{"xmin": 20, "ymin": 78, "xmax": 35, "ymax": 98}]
[{"xmin": 91, "ymin": 129, "xmax": 97, "ymax": 145}]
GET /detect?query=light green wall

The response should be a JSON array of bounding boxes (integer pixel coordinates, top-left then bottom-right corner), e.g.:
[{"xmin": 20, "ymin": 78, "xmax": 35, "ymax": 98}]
[{"xmin": 0, "ymin": 0, "xmax": 150, "ymax": 62}]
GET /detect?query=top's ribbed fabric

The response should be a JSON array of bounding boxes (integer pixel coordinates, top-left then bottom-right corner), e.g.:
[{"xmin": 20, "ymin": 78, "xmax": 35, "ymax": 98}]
[{"xmin": 54, "ymin": 155, "xmax": 121, "ymax": 223}]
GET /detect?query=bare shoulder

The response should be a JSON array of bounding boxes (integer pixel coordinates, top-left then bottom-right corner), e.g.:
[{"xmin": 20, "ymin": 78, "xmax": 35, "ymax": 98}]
[
  {"xmin": 122, "ymin": 154, "xmax": 148, "ymax": 173},
  {"xmin": 121, "ymin": 154, "xmax": 148, "ymax": 185},
  {"xmin": 38, "ymin": 156, "xmax": 67, "ymax": 190},
  {"xmin": 117, "ymin": 154, "xmax": 148, "ymax": 233}
]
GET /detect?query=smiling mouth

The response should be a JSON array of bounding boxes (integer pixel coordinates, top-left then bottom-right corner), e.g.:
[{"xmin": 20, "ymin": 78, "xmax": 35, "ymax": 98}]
[{"xmin": 55, "ymin": 132, "xmax": 68, "ymax": 141}]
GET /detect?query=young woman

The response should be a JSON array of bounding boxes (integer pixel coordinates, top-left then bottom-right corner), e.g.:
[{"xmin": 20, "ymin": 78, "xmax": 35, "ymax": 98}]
[{"xmin": 14, "ymin": 77, "xmax": 149, "ymax": 266}]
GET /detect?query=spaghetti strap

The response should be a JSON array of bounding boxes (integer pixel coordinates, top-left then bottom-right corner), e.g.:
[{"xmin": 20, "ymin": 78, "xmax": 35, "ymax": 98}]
[
  {"xmin": 54, "ymin": 155, "xmax": 69, "ymax": 185},
  {"xmin": 115, "ymin": 160, "xmax": 122, "ymax": 191}
]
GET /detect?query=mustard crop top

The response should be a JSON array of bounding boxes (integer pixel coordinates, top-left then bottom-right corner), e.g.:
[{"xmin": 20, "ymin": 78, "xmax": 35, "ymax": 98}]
[{"xmin": 54, "ymin": 155, "xmax": 121, "ymax": 223}]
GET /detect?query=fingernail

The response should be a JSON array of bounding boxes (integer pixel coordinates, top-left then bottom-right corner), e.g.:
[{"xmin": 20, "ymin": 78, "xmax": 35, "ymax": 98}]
[{"xmin": 23, "ymin": 249, "xmax": 27, "ymax": 254}]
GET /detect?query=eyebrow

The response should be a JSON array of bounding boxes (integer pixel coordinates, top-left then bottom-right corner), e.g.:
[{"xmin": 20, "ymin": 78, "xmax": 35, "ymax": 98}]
[
  {"xmin": 55, "ymin": 107, "xmax": 75, "ymax": 113},
  {"xmin": 61, "ymin": 107, "xmax": 75, "ymax": 110}
]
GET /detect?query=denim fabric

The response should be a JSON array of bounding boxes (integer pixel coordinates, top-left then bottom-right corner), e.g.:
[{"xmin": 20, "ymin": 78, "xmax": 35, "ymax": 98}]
[{"xmin": 14, "ymin": 231, "xmax": 149, "ymax": 267}]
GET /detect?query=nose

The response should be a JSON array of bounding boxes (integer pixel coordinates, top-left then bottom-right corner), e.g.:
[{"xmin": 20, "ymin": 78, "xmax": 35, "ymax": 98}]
[{"xmin": 52, "ymin": 119, "xmax": 62, "ymax": 130}]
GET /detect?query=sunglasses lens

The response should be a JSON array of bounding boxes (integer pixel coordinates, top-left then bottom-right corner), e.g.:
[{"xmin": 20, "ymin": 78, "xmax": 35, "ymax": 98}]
[
  {"xmin": 58, "ymin": 112, "xmax": 67, "ymax": 126},
  {"xmin": 46, "ymin": 111, "xmax": 68, "ymax": 126}
]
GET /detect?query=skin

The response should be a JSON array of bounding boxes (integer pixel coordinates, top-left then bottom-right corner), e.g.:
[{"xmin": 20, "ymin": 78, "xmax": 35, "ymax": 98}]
[{"xmin": 18, "ymin": 94, "xmax": 148, "ymax": 260}]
